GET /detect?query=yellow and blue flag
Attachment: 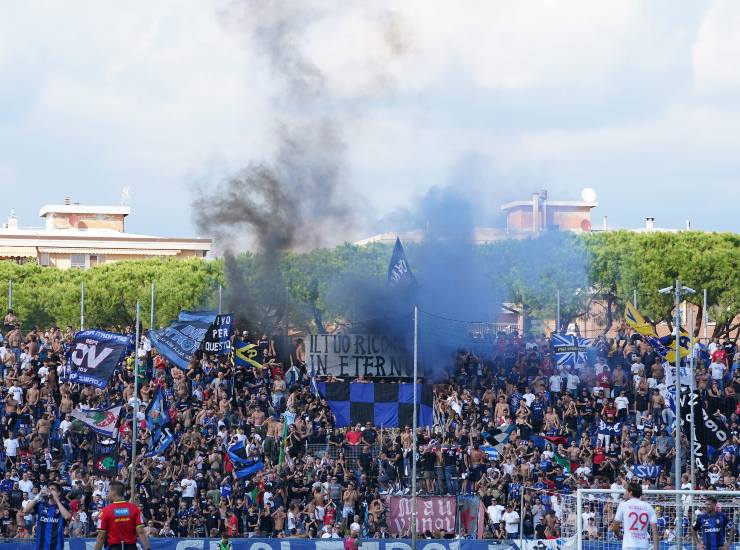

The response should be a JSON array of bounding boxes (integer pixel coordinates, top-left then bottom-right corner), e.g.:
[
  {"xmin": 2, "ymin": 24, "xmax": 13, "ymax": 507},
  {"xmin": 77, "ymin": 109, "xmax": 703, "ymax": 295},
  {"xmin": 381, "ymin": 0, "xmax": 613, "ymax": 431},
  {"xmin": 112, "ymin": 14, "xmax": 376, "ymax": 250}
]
[
  {"xmin": 234, "ymin": 339, "xmax": 262, "ymax": 368},
  {"xmin": 624, "ymin": 303, "xmax": 690, "ymax": 361}
]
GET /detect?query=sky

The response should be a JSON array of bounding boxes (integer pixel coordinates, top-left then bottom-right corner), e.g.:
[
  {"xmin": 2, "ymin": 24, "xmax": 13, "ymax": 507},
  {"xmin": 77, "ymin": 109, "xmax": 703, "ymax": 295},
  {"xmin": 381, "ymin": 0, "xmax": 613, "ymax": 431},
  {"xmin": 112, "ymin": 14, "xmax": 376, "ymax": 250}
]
[{"xmin": 1, "ymin": 0, "xmax": 740, "ymax": 242}]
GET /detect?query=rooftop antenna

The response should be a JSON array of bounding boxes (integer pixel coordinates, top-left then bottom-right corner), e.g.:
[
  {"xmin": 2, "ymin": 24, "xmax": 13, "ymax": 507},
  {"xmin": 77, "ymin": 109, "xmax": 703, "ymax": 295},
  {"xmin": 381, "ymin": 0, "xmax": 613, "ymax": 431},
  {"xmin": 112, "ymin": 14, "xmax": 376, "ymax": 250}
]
[{"xmin": 121, "ymin": 186, "xmax": 131, "ymax": 206}]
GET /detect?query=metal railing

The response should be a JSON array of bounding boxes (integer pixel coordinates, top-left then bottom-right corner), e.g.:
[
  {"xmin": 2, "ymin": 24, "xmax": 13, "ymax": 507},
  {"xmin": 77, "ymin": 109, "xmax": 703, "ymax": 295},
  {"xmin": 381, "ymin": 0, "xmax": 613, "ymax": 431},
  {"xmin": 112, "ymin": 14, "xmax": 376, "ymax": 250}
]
[{"xmin": 304, "ymin": 442, "xmax": 383, "ymax": 461}]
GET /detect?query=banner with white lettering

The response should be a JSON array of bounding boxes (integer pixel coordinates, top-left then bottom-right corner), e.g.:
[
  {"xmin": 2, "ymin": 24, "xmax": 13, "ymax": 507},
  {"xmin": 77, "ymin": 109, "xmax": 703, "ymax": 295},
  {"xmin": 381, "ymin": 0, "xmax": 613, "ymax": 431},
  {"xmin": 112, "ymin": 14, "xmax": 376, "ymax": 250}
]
[
  {"xmin": 68, "ymin": 330, "xmax": 129, "ymax": 389},
  {"xmin": 0, "ymin": 539, "xmax": 534, "ymax": 550},
  {"xmin": 388, "ymin": 496, "xmax": 456, "ymax": 535},
  {"xmin": 306, "ymin": 334, "xmax": 413, "ymax": 378},
  {"xmin": 632, "ymin": 464, "xmax": 662, "ymax": 479},
  {"xmin": 203, "ymin": 314, "xmax": 233, "ymax": 355},
  {"xmin": 149, "ymin": 310, "xmax": 217, "ymax": 369}
]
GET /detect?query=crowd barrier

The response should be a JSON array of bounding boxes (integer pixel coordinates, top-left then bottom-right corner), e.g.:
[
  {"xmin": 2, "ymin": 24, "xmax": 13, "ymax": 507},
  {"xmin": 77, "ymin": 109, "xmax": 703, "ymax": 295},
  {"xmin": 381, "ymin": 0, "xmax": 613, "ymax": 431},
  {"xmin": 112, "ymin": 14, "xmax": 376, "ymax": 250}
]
[{"xmin": 1, "ymin": 539, "xmax": 727, "ymax": 550}]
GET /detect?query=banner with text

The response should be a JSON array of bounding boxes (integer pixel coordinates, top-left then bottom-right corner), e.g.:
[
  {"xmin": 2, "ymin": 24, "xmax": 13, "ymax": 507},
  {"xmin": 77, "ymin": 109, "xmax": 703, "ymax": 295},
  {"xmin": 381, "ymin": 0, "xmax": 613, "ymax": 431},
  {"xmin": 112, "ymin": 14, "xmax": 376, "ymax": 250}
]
[
  {"xmin": 68, "ymin": 330, "xmax": 129, "ymax": 389},
  {"xmin": 203, "ymin": 314, "xmax": 233, "ymax": 355},
  {"xmin": 307, "ymin": 334, "xmax": 413, "ymax": 378},
  {"xmin": 149, "ymin": 310, "xmax": 217, "ymax": 369},
  {"xmin": 388, "ymin": 496, "xmax": 456, "ymax": 535}
]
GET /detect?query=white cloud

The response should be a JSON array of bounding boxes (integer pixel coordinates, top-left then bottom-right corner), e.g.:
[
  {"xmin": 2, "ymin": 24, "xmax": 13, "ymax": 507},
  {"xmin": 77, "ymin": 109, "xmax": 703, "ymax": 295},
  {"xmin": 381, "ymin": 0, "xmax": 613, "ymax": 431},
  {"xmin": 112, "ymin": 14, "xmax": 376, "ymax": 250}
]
[{"xmin": 693, "ymin": 0, "xmax": 740, "ymax": 91}]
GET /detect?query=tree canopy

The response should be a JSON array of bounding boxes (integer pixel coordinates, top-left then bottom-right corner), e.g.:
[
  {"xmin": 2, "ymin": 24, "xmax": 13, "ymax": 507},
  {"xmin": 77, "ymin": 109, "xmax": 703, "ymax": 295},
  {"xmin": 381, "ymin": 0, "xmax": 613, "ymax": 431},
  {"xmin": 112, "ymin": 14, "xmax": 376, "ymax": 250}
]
[{"xmin": 0, "ymin": 231, "xmax": 737, "ymax": 339}]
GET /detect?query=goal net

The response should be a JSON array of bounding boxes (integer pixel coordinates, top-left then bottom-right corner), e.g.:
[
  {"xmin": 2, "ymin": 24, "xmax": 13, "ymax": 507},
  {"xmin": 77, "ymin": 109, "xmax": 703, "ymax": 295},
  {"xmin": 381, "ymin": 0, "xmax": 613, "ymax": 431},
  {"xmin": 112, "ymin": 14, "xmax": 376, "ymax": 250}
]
[{"xmin": 554, "ymin": 489, "xmax": 740, "ymax": 550}]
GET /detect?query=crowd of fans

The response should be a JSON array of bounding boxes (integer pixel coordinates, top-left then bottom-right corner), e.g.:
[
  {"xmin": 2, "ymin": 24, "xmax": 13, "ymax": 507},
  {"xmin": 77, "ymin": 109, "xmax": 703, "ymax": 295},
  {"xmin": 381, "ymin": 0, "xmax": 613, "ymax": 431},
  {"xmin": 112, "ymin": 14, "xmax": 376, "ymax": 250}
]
[{"xmin": 0, "ymin": 307, "xmax": 738, "ymax": 542}]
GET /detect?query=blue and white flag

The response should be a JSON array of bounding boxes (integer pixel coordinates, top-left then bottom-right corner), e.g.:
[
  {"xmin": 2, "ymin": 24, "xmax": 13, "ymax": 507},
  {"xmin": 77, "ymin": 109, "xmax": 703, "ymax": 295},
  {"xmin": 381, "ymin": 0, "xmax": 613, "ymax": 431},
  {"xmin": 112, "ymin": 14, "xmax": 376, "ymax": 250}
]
[
  {"xmin": 387, "ymin": 237, "xmax": 416, "ymax": 287},
  {"xmin": 145, "ymin": 388, "xmax": 173, "ymax": 457},
  {"xmin": 480, "ymin": 445, "xmax": 499, "ymax": 460},
  {"xmin": 633, "ymin": 464, "xmax": 662, "ymax": 479},
  {"xmin": 598, "ymin": 420, "xmax": 622, "ymax": 436},
  {"xmin": 551, "ymin": 333, "xmax": 592, "ymax": 368},
  {"xmin": 149, "ymin": 310, "xmax": 217, "ymax": 369},
  {"xmin": 69, "ymin": 330, "xmax": 129, "ymax": 389}
]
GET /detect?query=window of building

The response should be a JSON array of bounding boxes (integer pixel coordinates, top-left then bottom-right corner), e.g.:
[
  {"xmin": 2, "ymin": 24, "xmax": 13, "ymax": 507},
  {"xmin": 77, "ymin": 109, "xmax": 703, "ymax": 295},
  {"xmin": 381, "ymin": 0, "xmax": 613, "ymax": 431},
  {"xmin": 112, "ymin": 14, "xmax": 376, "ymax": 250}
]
[
  {"xmin": 70, "ymin": 254, "xmax": 87, "ymax": 269},
  {"xmin": 39, "ymin": 252, "xmax": 50, "ymax": 266}
]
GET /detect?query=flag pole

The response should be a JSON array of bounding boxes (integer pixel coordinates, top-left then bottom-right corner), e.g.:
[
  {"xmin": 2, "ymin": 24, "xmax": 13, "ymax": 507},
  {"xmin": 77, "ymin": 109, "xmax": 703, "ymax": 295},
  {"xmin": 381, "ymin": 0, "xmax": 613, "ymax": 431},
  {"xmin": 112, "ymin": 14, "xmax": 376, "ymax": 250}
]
[
  {"xmin": 80, "ymin": 281, "xmax": 85, "ymax": 330},
  {"xmin": 411, "ymin": 305, "xmax": 418, "ymax": 550},
  {"xmin": 673, "ymin": 281, "xmax": 682, "ymax": 550},
  {"xmin": 150, "ymin": 282, "xmax": 155, "ymax": 330},
  {"xmin": 7, "ymin": 280, "xmax": 12, "ymax": 310},
  {"xmin": 633, "ymin": 288, "xmax": 637, "ymax": 308},
  {"xmin": 702, "ymin": 288, "xmax": 708, "ymax": 342},
  {"xmin": 130, "ymin": 301, "xmax": 140, "ymax": 501},
  {"xmin": 556, "ymin": 290, "xmax": 561, "ymax": 332},
  {"xmin": 688, "ymin": 303, "xmax": 696, "ymax": 488},
  {"xmin": 218, "ymin": 285, "xmax": 222, "ymax": 315}
]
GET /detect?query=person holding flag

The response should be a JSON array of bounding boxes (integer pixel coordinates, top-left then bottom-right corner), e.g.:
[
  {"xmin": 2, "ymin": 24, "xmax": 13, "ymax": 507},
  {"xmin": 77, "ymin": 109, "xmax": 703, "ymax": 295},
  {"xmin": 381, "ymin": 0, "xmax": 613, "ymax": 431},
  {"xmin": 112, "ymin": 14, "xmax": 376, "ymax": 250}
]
[{"xmin": 22, "ymin": 482, "xmax": 71, "ymax": 550}]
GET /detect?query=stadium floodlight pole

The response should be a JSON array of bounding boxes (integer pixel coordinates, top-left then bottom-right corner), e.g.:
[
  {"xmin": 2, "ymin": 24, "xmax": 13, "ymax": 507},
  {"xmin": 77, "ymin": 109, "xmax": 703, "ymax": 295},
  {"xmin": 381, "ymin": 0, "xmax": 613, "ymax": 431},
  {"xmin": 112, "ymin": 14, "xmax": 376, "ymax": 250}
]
[
  {"xmin": 150, "ymin": 282, "xmax": 155, "ymax": 330},
  {"xmin": 7, "ymin": 280, "xmax": 11, "ymax": 310},
  {"xmin": 80, "ymin": 281, "xmax": 85, "ymax": 330},
  {"xmin": 659, "ymin": 281, "xmax": 696, "ymax": 550},
  {"xmin": 411, "ymin": 305, "xmax": 418, "ymax": 550},
  {"xmin": 556, "ymin": 290, "xmax": 560, "ymax": 332},
  {"xmin": 688, "ymin": 307, "xmax": 696, "ymax": 488},
  {"xmin": 131, "ymin": 301, "xmax": 140, "ymax": 502}
]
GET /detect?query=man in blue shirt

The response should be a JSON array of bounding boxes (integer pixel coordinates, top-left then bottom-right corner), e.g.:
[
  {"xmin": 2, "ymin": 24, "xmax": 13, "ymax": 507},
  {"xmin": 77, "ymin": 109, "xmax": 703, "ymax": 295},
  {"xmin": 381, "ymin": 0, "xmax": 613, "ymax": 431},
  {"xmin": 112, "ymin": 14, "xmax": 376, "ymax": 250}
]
[
  {"xmin": 692, "ymin": 496, "xmax": 734, "ymax": 550},
  {"xmin": 22, "ymin": 482, "xmax": 71, "ymax": 550}
]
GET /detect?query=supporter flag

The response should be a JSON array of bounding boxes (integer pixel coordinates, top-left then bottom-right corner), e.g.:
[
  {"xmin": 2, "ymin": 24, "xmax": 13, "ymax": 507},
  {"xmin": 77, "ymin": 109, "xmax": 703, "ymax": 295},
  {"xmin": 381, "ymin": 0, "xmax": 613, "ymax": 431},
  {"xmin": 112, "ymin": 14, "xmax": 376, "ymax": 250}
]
[
  {"xmin": 93, "ymin": 441, "xmax": 119, "ymax": 477},
  {"xmin": 387, "ymin": 237, "xmax": 416, "ymax": 287},
  {"xmin": 598, "ymin": 419, "xmax": 622, "ymax": 436},
  {"xmin": 145, "ymin": 388, "xmax": 174, "ymax": 457},
  {"xmin": 624, "ymin": 303, "xmax": 690, "ymax": 362},
  {"xmin": 227, "ymin": 441, "xmax": 265, "ymax": 480},
  {"xmin": 71, "ymin": 405, "xmax": 122, "ymax": 438},
  {"xmin": 543, "ymin": 434, "xmax": 568, "ymax": 446},
  {"xmin": 278, "ymin": 417, "xmax": 289, "ymax": 465},
  {"xmin": 553, "ymin": 453, "xmax": 572, "ymax": 474},
  {"xmin": 551, "ymin": 333, "xmax": 592, "ymax": 368},
  {"xmin": 149, "ymin": 310, "xmax": 217, "ymax": 369},
  {"xmin": 624, "ymin": 302, "xmax": 655, "ymax": 337},
  {"xmin": 203, "ymin": 314, "xmax": 233, "ymax": 355},
  {"xmin": 318, "ymin": 382, "xmax": 434, "ymax": 428},
  {"xmin": 633, "ymin": 464, "xmax": 661, "ymax": 479},
  {"xmin": 234, "ymin": 340, "xmax": 262, "ymax": 369},
  {"xmin": 68, "ymin": 330, "xmax": 129, "ymax": 389}
]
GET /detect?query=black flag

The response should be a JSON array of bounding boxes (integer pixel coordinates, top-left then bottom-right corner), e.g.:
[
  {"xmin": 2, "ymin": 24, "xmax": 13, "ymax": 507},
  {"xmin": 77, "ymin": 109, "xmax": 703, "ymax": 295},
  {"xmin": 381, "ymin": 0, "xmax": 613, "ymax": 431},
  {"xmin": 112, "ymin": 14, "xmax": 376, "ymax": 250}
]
[
  {"xmin": 93, "ymin": 441, "xmax": 119, "ymax": 477},
  {"xmin": 387, "ymin": 237, "xmax": 416, "ymax": 287}
]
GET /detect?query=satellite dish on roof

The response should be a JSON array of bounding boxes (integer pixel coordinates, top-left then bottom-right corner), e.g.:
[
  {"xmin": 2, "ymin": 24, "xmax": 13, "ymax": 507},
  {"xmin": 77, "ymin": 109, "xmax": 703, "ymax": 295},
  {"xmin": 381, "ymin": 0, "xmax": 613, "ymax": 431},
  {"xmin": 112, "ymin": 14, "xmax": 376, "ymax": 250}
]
[{"xmin": 581, "ymin": 187, "xmax": 597, "ymax": 202}]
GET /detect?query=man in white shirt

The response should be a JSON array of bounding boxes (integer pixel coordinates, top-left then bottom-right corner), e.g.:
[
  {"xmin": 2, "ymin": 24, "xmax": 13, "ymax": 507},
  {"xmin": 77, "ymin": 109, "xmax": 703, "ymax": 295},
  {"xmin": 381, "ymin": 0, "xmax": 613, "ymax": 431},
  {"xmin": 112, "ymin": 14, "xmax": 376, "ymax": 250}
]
[
  {"xmin": 566, "ymin": 370, "xmax": 580, "ymax": 393},
  {"xmin": 612, "ymin": 482, "xmax": 658, "ymax": 550},
  {"xmin": 502, "ymin": 504, "xmax": 520, "ymax": 538},
  {"xmin": 18, "ymin": 472, "xmax": 33, "ymax": 494},
  {"xmin": 522, "ymin": 390, "xmax": 535, "ymax": 407},
  {"xmin": 59, "ymin": 414, "xmax": 73, "ymax": 436},
  {"xmin": 3, "ymin": 432, "xmax": 19, "ymax": 462},
  {"xmin": 180, "ymin": 477, "xmax": 197, "ymax": 505},
  {"xmin": 487, "ymin": 498, "xmax": 505, "ymax": 526},
  {"xmin": 549, "ymin": 373, "xmax": 562, "ymax": 394},
  {"xmin": 709, "ymin": 360, "xmax": 726, "ymax": 386}
]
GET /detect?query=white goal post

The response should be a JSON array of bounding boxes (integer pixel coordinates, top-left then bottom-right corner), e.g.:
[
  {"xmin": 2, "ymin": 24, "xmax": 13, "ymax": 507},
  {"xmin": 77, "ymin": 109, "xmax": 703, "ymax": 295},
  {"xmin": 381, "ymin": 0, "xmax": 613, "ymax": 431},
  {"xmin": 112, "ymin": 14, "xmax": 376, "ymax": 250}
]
[{"xmin": 566, "ymin": 489, "xmax": 740, "ymax": 550}]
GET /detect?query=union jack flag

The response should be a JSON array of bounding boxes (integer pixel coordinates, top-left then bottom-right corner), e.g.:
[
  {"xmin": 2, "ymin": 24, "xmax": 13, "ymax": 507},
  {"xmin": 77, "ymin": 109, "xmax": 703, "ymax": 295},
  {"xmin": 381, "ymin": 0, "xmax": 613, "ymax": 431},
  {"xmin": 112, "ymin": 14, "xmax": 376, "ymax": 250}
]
[{"xmin": 551, "ymin": 333, "xmax": 592, "ymax": 368}]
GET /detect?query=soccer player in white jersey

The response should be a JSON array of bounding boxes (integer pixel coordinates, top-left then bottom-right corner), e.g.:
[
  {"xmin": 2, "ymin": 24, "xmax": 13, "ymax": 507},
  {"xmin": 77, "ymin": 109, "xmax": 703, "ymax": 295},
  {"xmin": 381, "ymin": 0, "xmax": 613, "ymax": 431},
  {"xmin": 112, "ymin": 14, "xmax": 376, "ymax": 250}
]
[{"xmin": 612, "ymin": 482, "xmax": 659, "ymax": 550}]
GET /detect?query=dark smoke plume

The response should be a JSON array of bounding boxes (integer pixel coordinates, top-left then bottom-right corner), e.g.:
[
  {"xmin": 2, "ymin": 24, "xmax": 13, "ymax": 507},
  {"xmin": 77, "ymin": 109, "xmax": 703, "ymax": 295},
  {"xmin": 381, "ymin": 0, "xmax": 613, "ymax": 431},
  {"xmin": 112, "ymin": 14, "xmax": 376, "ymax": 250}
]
[{"xmin": 193, "ymin": 2, "xmax": 410, "ymax": 332}]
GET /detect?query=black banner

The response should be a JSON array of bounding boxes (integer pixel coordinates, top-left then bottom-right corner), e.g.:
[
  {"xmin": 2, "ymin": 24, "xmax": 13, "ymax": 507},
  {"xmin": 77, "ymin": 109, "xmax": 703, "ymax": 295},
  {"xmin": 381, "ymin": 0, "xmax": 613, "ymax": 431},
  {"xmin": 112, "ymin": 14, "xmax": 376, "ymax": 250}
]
[
  {"xmin": 679, "ymin": 389, "xmax": 730, "ymax": 472},
  {"xmin": 93, "ymin": 441, "xmax": 119, "ymax": 477},
  {"xmin": 203, "ymin": 314, "xmax": 233, "ymax": 355},
  {"xmin": 69, "ymin": 330, "xmax": 129, "ymax": 389}
]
